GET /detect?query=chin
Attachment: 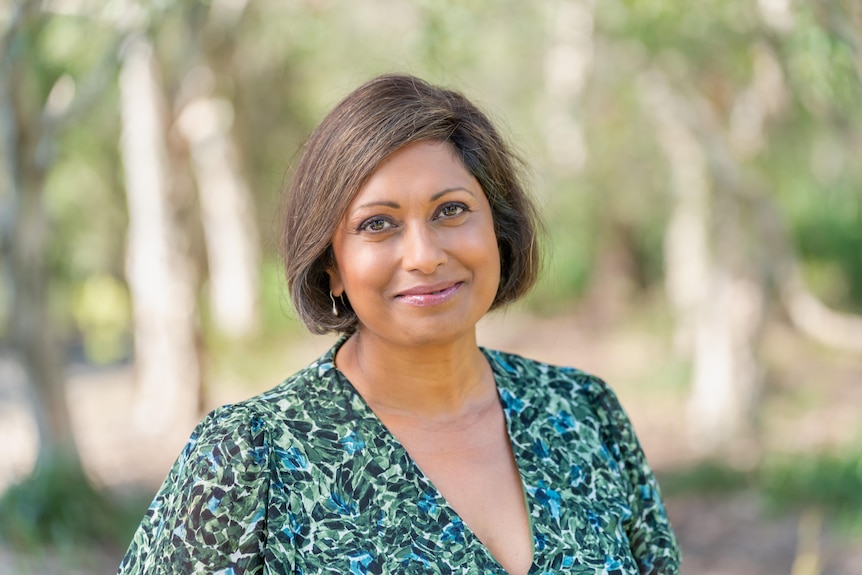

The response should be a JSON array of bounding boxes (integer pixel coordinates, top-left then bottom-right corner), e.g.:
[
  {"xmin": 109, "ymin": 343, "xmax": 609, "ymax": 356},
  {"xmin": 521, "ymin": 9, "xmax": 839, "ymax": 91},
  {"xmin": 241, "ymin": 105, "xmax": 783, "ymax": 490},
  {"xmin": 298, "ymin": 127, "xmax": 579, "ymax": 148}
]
[
  {"xmin": 355, "ymin": 298, "xmax": 493, "ymax": 348},
  {"xmin": 402, "ymin": 316, "xmax": 485, "ymax": 347}
]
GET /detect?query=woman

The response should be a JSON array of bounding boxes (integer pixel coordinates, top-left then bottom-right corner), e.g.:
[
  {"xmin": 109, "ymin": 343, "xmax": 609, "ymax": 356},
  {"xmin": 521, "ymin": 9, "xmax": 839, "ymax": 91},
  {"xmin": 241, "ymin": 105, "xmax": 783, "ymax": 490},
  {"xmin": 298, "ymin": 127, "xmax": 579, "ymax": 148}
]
[{"xmin": 119, "ymin": 74, "xmax": 680, "ymax": 574}]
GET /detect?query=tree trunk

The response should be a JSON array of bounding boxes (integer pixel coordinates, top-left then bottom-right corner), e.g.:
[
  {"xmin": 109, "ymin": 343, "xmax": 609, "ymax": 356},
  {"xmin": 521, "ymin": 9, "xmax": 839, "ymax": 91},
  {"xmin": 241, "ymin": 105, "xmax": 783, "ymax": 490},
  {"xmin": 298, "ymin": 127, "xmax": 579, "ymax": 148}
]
[
  {"xmin": 1, "ymin": 4, "xmax": 83, "ymax": 471},
  {"xmin": 168, "ymin": 0, "xmax": 259, "ymax": 339},
  {"xmin": 640, "ymin": 71, "xmax": 767, "ymax": 456},
  {"xmin": 119, "ymin": 35, "xmax": 200, "ymax": 432},
  {"xmin": 639, "ymin": 71, "xmax": 713, "ymax": 356},
  {"xmin": 688, "ymin": 269, "xmax": 765, "ymax": 456},
  {"xmin": 177, "ymin": 94, "xmax": 259, "ymax": 338},
  {"xmin": 4, "ymin": 129, "xmax": 80, "ymax": 469},
  {"xmin": 12, "ymin": 180, "xmax": 78, "ymax": 464},
  {"xmin": 542, "ymin": 0, "xmax": 594, "ymax": 174}
]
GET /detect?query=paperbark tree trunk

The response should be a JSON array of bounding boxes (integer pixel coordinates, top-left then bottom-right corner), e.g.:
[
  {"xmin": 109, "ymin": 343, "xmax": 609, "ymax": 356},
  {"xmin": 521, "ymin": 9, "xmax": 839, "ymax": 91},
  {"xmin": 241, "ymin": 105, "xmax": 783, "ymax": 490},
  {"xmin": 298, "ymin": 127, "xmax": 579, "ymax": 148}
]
[
  {"xmin": 640, "ymin": 71, "xmax": 767, "ymax": 455},
  {"xmin": 542, "ymin": 0, "xmax": 595, "ymax": 174},
  {"xmin": 177, "ymin": 94, "xmax": 259, "ymax": 339},
  {"xmin": 119, "ymin": 34, "xmax": 200, "ymax": 432},
  {"xmin": 175, "ymin": 0, "xmax": 259, "ymax": 339}
]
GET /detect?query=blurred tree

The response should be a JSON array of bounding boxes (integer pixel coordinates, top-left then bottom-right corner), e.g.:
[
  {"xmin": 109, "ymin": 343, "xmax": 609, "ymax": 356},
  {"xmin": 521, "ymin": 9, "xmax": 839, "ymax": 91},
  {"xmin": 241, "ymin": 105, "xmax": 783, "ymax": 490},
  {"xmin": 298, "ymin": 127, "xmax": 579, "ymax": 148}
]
[
  {"xmin": 0, "ymin": 0, "xmax": 120, "ymax": 468},
  {"xmin": 1, "ymin": 0, "xmax": 859, "ymax": 494},
  {"xmin": 0, "ymin": 0, "xmax": 118, "ymax": 483},
  {"xmin": 119, "ymin": 25, "xmax": 201, "ymax": 432},
  {"xmin": 603, "ymin": 0, "xmax": 862, "ymax": 455},
  {"xmin": 174, "ymin": 0, "xmax": 260, "ymax": 339},
  {"xmin": 0, "ymin": 0, "xmax": 75, "ymax": 469},
  {"xmin": 639, "ymin": 68, "xmax": 771, "ymax": 456},
  {"xmin": 542, "ymin": 0, "xmax": 594, "ymax": 175}
]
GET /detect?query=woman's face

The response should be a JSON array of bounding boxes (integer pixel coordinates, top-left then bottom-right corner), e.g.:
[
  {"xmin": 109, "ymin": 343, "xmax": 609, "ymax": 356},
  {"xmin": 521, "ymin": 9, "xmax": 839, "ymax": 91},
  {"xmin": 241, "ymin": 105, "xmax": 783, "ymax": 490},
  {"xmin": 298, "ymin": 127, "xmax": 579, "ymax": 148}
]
[{"xmin": 329, "ymin": 140, "xmax": 501, "ymax": 347}]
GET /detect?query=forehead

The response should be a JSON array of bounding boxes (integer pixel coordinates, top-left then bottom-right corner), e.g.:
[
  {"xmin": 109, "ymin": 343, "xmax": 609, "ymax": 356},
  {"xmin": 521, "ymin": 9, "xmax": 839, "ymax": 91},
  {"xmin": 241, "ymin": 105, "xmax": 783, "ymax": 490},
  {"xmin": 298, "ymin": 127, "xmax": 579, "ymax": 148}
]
[{"xmin": 351, "ymin": 141, "xmax": 478, "ymax": 201}]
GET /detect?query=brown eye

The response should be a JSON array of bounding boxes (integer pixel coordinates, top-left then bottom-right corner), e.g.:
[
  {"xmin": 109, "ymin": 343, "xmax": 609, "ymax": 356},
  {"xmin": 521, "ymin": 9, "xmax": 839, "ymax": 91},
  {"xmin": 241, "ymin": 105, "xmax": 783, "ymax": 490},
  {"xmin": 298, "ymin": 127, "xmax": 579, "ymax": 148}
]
[
  {"xmin": 437, "ymin": 203, "xmax": 466, "ymax": 219},
  {"xmin": 359, "ymin": 217, "xmax": 394, "ymax": 232}
]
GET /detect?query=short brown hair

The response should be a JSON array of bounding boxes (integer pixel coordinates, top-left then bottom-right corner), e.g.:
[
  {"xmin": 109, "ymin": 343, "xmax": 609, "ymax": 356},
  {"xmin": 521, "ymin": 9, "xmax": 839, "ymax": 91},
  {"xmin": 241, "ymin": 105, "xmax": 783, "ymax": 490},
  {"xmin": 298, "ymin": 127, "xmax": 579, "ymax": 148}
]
[{"xmin": 282, "ymin": 73, "xmax": 542, "ymax": 334}]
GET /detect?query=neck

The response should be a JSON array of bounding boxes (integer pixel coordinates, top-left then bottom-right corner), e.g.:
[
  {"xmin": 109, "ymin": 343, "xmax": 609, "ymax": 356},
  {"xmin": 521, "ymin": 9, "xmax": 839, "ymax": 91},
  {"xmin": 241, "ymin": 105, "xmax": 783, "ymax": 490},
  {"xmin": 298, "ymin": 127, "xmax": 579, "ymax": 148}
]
[{"xmin": 335, "ymin": 330, "xmax": 495, "ymax": 421}]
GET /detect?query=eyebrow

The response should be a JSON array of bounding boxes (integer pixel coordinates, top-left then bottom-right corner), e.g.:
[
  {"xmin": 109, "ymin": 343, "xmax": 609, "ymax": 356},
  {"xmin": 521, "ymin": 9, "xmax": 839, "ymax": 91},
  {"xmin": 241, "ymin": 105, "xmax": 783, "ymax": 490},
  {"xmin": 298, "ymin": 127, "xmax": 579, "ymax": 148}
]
[{"xmin": 354, "ymin": 187, "xmax": 475, "ymax": 211}]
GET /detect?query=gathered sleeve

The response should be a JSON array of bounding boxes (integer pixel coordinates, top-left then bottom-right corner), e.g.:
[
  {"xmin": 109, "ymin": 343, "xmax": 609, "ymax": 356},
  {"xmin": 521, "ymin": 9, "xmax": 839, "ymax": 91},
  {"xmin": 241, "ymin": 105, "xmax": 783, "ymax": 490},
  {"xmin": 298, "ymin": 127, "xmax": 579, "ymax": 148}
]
[
  {"xmin": 118, "ymin": 406, "xmax": 274, "ymax": 575},
  {"xmin": 589, "ymin": 378, "xmax": 682, "ymax": 575}
]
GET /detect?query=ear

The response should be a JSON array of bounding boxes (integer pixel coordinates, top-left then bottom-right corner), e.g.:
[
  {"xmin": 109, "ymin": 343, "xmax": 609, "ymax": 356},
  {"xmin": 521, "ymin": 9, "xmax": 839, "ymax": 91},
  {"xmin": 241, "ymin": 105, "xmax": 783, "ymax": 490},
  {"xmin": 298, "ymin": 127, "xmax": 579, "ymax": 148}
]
[{"xmin": 326, "ymin": 265, "xmax": 344, "ymax": 297}]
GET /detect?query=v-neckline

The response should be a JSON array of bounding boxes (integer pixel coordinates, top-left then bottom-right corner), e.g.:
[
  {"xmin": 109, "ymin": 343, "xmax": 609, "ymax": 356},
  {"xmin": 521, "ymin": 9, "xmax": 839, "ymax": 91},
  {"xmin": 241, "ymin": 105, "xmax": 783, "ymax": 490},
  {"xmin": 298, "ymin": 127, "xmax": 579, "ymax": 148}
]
[{"xmin": 325, "ymin": 339, "xmax": 537, "ymax": 574}]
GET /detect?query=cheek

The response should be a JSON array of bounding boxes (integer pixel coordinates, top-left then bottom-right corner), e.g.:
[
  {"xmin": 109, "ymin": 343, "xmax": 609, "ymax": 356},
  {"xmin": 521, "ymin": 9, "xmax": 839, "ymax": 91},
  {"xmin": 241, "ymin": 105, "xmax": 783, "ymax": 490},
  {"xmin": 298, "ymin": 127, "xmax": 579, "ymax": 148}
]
[
  {"xmin": 479, "ymin": 217, "xmax": 502, "ymax": 264},
  {"xmin": 336, "ymin": 244, "xmax": 393, "ymax": 293},
  {"xmin": 486, "ymin": 243, "xmax": 502, "ymax": 289},
  {"xmin": 457, "ymin": 224, "xmax": 501, "ymax": 283},
  {"xmin": 482, "ymin": 228, "xmax": 502, "ymax": 294}
]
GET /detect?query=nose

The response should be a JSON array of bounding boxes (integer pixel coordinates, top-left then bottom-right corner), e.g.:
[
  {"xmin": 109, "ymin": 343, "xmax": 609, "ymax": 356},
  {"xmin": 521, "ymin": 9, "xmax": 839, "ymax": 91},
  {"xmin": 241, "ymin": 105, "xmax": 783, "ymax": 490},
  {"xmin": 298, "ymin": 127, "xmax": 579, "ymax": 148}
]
[{"xmin": 401, "ymin": 222, "xmax": 446, "ymax": 274}]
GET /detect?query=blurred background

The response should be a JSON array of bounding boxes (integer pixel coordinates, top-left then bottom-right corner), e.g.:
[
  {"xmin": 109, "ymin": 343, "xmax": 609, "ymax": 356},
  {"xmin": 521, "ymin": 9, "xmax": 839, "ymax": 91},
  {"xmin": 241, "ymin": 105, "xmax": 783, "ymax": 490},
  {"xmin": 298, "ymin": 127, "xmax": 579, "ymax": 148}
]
[{"xmin": 1, "ymin": 0, "xmax": 861, "ymax": 573}]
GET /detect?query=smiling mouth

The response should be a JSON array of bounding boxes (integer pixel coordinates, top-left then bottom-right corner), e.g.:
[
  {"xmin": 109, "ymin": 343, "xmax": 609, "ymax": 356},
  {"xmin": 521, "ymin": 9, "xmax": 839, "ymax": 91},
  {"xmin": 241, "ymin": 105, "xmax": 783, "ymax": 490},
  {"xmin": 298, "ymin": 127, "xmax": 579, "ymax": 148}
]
[{"xmin": 396, "ymin": 282, "xmax": 463, "ymax": 306}]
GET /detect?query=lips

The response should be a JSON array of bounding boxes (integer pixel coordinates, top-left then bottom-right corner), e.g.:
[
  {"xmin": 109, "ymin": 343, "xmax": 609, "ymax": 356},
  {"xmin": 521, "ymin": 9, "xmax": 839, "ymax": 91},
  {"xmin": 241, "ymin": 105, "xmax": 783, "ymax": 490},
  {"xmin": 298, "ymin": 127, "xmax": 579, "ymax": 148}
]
[{"xmin": 395, "ymin": 281, "xmax": 463, "ymax": 306}]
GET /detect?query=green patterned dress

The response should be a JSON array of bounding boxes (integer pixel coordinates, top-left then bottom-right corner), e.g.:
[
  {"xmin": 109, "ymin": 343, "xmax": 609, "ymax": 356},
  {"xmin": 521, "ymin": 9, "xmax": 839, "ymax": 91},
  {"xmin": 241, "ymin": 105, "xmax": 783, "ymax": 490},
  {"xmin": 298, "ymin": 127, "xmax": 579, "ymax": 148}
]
[{"xmin": 118, "ymin": 337, "xmax": 680, "ymax": 574}]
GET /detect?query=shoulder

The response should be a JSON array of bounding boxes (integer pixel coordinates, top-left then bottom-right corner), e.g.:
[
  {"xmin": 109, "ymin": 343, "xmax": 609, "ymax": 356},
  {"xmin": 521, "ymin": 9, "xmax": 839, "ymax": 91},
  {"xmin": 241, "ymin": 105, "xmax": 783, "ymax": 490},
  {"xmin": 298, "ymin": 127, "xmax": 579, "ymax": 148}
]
[
  {"xmin": 484, "ymin": 347, "xmax": 618, "ymax": 409},
  {"xmin": 167, "ymin": 351, "xmax": 339, "ymax": 481},
  {"xmin": 483, "ymin": 347, "xmax": 636, "ymax": 450},
  {"xmin": 198, "ymin": 353, "xmax": 342, "ymax": 445}
]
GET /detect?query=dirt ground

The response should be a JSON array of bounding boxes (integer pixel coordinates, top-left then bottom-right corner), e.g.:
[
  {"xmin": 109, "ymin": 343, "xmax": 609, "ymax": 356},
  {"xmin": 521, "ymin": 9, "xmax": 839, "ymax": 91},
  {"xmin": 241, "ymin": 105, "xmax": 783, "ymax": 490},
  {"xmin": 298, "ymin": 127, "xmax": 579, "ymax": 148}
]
[{"xmin": 1, "ymin": 310, "xmax": 861, "ymax": 574}]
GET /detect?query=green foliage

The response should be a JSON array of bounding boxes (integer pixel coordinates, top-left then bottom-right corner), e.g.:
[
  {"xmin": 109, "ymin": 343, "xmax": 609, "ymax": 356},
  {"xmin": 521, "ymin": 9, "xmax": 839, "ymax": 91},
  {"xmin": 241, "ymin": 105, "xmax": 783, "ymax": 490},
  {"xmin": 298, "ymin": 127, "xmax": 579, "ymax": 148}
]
[
  {"xmin": 13, "ymin": 0, "xmax": 858, "ymax": 355},
  {"xmin": 757, "ymin": 109, "xmax": 862, "ymax": 312},
  {"xmin": 528, "ymin": 183, "xmax": 598, "ymax": 310},
  {"xmin": 71, "ymin": 273, "xmax": 132, "ymax": 364},
  {"xmin": 257, "ymin": 256, "xmax": 301, "ymax": 336},
  {"xmin": 783, "ymin": 6, "xmax": 862, "ymax": 112},
  {"xmin": 659, "ymin": 436, "xmax": 862, "ymax": 532},
  {"xmin": 796, "ymin": 206, "xmax": 862, "ymax": 312},
  {"xmin": 604, "ymin": 0, "xmax": 760, "ymax": 74},
  {"xmin": 200, "ymin": 256, "xmax": 308, "ymax": 392},
  {"xmin": 761, "ymin": 441, "xmax": 862, "ymax": 531},
  {"xmin": 5, "ymin": 0, "xmax": 859, "ymax": 363},
  {"xmin": 598, "ymin": 0, "xmax": 862, "ymax": 314},
  {"xmin": 658, "ymin": 461, "xmax": 753, "ymax": 495},
  {"xmin": 0, "ymin": 458, "xmax": 147, "ymax": 550}
]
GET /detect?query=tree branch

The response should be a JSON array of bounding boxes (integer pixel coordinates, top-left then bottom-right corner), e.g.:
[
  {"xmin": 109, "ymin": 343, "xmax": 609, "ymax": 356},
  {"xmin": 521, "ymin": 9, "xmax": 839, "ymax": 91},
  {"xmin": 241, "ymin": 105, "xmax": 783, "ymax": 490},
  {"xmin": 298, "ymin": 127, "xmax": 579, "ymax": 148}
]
[{"xmin": 642, "ymin": 65, "xmax": 862, "ymax": 354}]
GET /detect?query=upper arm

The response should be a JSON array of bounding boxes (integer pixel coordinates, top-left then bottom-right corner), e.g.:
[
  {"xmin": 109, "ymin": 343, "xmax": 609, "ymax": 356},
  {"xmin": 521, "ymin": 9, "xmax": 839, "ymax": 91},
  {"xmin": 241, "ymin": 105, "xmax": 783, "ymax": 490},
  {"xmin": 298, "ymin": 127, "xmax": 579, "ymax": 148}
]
[
  {"xmin": 589, "ymin": 378, "xmax": 681, "ymax": 575},
  {"xmin": 118, "ymin": 408, "xmax": 272, "ymax": 575}
]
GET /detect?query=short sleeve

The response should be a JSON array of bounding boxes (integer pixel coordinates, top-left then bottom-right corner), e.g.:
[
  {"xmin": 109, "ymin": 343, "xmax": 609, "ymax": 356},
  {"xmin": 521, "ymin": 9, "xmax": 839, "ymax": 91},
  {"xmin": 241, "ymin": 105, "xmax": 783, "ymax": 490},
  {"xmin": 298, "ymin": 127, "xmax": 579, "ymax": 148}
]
[
  {"xmin": 589, "ymin": 378, "xmax": 682, "ymax": 575},
  {"xmin": 118, "ymin": 406, "xmax": 272, "ymax": 575}
]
